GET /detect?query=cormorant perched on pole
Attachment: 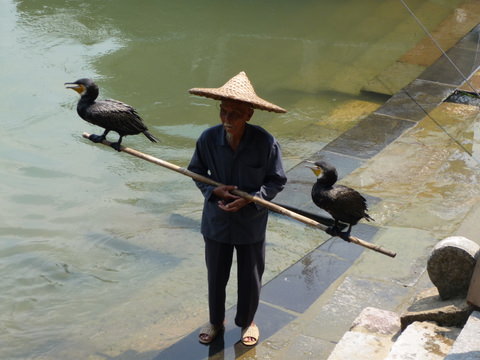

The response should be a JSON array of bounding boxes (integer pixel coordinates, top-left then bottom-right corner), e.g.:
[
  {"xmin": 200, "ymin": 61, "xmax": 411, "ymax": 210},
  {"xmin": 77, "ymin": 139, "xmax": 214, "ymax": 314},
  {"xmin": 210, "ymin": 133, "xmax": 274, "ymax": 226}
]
[
  {"xmin": 65, "ymin": 78, "xmax": 159, "ymax": 151},
  {"xmin": 307, "ymin": 160, "xmax": 374, "ymax": 237}
]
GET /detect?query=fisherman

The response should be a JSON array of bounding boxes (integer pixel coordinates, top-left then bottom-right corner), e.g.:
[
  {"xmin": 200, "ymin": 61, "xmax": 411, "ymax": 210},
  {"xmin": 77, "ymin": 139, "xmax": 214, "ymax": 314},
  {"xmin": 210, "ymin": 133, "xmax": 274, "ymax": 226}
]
[{"xmin": 188, "ymin": 71, "xmax": 287, "ymax": 346}]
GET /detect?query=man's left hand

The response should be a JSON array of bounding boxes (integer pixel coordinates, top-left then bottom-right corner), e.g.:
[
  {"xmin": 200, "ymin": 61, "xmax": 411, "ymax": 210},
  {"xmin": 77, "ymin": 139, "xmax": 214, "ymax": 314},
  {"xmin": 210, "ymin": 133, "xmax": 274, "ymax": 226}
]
[{"xmin": 217, "ymin": 198, "xmax": 251, "ymax": 212}]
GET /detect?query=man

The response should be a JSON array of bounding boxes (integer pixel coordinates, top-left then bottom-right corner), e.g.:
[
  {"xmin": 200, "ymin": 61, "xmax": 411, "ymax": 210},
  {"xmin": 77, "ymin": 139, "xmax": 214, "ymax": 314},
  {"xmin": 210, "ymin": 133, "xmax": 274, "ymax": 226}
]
[{"xmin": 188, "ymin": 71, "xmax": 287, "ymax": 346}]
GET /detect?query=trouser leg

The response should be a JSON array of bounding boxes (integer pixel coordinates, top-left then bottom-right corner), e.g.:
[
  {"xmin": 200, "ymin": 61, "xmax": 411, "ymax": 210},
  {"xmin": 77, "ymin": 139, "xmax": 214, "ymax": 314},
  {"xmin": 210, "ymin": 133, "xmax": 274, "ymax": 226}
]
[
  {"xmin": 234, "ymin": 241, "xmax": 265, "ymax": 328},
  {"xmin": 204, "ymin": 237, "xmax": 234, "ymax": 326}
]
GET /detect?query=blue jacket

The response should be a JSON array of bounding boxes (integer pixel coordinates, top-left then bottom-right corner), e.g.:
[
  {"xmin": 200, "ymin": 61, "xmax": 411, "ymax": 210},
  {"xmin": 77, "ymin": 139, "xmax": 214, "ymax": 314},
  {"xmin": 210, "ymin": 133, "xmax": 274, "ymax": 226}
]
[{"xmin": 188, "ymin": 123, "xmax": 287, "ymax": 244}]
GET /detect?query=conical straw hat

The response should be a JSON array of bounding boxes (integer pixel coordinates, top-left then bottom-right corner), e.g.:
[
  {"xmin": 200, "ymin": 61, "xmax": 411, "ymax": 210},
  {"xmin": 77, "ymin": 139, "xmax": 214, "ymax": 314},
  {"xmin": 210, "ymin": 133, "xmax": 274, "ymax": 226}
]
[{"xmin": 189, "ymin": 71, "xmax": 287, "ymax": 113}]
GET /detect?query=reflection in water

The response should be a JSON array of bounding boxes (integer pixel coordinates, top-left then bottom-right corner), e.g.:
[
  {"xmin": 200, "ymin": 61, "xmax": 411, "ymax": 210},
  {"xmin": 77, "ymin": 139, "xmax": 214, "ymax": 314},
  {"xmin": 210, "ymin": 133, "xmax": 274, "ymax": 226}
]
[
  {"xmin": 0, "ymin": 0, "xmax": 470, "ymax": 358},
  {"xmin": 301, "ymin": 254, "xmax": 318, "ymax": 290}
]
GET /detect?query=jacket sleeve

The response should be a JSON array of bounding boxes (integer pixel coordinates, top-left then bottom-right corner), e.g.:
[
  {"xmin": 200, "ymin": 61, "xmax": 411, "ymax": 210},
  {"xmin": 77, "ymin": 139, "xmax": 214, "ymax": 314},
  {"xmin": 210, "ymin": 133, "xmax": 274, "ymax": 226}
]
[
  {"xmin": 187, "ymin": 138, "xmax": 216, "ymax": 201},
  {"xmin": 253, "ymin": 140, "xmax": 287, "ymax": 204}
]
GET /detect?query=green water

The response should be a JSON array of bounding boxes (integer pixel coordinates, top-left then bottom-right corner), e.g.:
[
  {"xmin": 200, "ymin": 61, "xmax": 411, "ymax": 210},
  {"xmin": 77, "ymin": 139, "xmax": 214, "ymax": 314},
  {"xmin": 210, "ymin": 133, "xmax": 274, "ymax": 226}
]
[{"xmin": 0, "ymin": 0, "xmax": 464, "ymax": 358}]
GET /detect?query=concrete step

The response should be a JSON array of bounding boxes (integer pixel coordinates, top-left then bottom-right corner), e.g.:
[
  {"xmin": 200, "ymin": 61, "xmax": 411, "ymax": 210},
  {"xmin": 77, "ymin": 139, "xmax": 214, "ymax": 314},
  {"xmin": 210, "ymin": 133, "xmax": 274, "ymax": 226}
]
[{"xmin": 445, "ymin": 311, "xmax": 480, "ymax": 359}]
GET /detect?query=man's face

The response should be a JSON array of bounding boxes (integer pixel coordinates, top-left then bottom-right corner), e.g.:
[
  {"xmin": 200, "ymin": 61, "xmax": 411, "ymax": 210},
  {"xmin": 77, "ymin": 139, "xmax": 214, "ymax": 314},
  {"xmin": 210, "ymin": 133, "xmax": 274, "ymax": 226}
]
[{"xmin": 219, "ymin": 100, "xmax": 253, "ymax": 137}]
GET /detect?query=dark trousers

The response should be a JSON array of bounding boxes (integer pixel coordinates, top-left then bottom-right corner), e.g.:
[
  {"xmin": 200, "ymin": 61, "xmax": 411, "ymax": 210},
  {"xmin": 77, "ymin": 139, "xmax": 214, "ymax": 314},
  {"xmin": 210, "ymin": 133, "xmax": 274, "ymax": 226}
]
[{"xmin": 204, "ymin": 237, "xmax": 265, "ymax": 328}]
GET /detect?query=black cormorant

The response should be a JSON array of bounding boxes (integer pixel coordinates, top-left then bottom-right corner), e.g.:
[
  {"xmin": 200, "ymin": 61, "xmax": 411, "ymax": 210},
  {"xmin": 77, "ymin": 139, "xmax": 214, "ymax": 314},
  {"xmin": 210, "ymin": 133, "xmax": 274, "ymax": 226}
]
[
  {"xmin": 65, "ymin": 78, "xmax": 159, "ymax": 151},
  {"xmin": 307, "ymin": 160, "xmax": 374, "ymax": 237}
]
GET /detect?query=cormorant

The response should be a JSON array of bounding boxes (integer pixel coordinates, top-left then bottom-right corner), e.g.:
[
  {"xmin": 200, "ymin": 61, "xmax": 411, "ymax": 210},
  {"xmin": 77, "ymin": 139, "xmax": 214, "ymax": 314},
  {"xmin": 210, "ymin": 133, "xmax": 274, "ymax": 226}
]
[
  {"xmin": 65, "ymin": 78, "xmax": 159, "ymax": 151},
  {"xmin": 307, "ymin": 160, "xmax": 374, "ymax": 237}
]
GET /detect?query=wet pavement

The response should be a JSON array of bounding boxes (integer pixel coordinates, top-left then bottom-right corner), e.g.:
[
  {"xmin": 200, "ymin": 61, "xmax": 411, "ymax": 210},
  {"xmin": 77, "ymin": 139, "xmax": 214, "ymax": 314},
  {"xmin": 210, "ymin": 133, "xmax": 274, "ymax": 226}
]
[{"xmin": 152, "ymin": 20, "xmax": 480, "ymax": 360}]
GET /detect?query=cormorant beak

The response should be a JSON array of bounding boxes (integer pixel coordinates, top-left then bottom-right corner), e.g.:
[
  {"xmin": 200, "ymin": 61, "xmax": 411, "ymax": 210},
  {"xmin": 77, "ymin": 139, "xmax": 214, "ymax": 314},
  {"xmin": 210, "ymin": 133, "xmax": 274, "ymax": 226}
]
[
  {"xmin": 64, "ymin": 82, "xmax": 85, "ymax": 94},
  {"xmin": 305, "ymin": 161, "xmax": 322, "ymax": 177}
]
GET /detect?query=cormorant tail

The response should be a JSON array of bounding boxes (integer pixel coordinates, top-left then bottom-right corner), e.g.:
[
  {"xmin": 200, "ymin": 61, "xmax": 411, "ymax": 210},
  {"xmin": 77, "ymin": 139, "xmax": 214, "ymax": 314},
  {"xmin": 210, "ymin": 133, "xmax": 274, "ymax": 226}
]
[{"xmin": 143, "ymin": 130, "xmax": 159, "ymax": 143}]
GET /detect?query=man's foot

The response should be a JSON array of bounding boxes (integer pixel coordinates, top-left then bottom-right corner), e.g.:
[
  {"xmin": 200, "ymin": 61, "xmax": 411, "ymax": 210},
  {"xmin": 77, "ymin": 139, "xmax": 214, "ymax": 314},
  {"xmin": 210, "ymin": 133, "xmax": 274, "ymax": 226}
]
[
  {"xmin": 198, "ymin": 323, "xmax": 224, "ymax": 344},
  {"xmin": 241, "ymin": 323, "xmax": 259, "ymax": 346}
]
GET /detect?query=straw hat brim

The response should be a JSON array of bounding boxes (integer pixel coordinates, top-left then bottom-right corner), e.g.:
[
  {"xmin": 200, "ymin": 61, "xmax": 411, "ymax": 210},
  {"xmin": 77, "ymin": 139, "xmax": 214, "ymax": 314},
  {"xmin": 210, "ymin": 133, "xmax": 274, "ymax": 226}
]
[{"xmin": 188, "ymin": 71, "xmax": 287, "ymax": 114}]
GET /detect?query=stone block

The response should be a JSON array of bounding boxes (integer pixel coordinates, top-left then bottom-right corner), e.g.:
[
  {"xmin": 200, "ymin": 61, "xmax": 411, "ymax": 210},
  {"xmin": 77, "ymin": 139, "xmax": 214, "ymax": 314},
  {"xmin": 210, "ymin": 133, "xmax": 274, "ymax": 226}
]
[
  {"xmin": 385, "ymin": 321, "xmax": 460, "ymax": 360},
  {"xmin": 467, "ymin": 258, "xmax": 480, "ymax": 308},
  {"xmin": 350, "ymin": 307, "xmax": 401, "ymax": 335},
  {"xmin": 327, "ymin": 331, "xmax": 393, "ymax": 360},
  {"xmin": 445, "ymin": 311, "xmax": 480, "ymax": 359},
  {"xmin": 427, "ymin": 236, "xmax": 480, "ymax": 300},
  {"xmin": 401, "ymin": 288, "xmax": 474, "ymax": 330},
  {"xmin": 327, "ymin": 307, "xmax": 400, "ymax": 360},
  {"xmin": 362, "ymin": 61, "xmax": 425, "ymax": 96}
]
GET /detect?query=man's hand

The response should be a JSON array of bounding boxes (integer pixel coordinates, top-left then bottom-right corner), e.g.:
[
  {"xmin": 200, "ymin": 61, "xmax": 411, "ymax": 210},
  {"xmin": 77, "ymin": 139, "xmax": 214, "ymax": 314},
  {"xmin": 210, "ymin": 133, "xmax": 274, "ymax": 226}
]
[
  {"xmin": 213, "ymin": 185, "xmax": 238, "ymax": 200},
  {"xmin": 218, "ymin": 197, "xmax": 250, "ymax": 212},
  {"xmin": 213, "ymin": 185, "xmax": 251, "ymax": 212}
]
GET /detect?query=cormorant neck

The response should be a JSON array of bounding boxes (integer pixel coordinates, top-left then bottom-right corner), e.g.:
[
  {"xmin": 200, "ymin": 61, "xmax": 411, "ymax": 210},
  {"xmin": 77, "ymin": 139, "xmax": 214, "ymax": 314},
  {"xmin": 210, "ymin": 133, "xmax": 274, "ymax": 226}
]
[
  {"xmin": 80, "ymin": 86, "xmax": 99, "ymax": 103},
  {"xmin": 317, "ymin": 170, "xmax": 337, "ymax": 187}
]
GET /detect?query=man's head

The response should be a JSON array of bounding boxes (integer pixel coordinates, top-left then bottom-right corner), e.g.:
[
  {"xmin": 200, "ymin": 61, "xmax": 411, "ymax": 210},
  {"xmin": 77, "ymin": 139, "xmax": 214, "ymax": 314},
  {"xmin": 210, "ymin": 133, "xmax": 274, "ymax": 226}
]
[{"xmin": 220, "ymin": 99, "xmax": 253, "ymax": 138}]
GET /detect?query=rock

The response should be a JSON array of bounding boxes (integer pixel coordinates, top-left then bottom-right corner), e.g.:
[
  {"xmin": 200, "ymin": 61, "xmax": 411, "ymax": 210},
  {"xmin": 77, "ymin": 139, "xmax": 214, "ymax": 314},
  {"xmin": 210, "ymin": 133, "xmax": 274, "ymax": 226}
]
[
  {"xmin": 401, "ymin": 288, "xmax": 473, "ymax": 330},
  {"xmin": 427, "ymin": 236, "xmax": 480, "ymax": 300}
]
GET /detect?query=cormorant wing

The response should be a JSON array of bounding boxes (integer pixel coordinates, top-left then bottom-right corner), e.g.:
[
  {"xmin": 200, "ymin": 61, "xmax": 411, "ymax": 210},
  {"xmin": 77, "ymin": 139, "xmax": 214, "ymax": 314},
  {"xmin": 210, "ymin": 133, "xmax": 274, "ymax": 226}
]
[
  {"xmin": 85, "ymin": 99, "xmax": 148, "ymax": 134},
  {"xmin": 328, "ymin": 185, "xmax": 369, "ymax": 222}
]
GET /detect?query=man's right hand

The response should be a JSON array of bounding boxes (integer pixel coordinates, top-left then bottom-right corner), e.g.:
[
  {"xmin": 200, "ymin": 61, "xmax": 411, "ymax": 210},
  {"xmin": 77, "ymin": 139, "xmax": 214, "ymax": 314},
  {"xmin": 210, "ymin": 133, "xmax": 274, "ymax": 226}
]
[{"xmin": 212, "ymin": 185, "xmax": 239, "ymax": 201}]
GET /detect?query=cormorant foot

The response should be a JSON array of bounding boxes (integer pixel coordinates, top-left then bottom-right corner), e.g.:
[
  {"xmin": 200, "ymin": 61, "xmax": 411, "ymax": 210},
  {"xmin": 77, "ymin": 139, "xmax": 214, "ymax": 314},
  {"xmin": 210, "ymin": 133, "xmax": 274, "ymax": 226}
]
[
  {"xmin": 326, "ymin": 226, "xmax": 341, "ymax": 237},
  {"xmin": 110, "ymin": 142, "xmax": 122, "ymax": 152},
  {"xmin": 88, "ymin": 134, "xmax": 105, "ymax": 143},
  {"xmin": 338, "ymin": 231, "xmax": 352, "ymax": 242}
]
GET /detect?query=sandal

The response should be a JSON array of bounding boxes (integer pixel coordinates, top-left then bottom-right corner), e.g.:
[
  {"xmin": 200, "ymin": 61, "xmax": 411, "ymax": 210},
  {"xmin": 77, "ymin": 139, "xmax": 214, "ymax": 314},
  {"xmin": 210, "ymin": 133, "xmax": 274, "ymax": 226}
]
[
  {"xmin": 241, "ymin": 324, "xmax": 259, "ymax": 346},
  {"xmin": 198, "ymin": 323, "xmax": 224, "ymax": 344}
]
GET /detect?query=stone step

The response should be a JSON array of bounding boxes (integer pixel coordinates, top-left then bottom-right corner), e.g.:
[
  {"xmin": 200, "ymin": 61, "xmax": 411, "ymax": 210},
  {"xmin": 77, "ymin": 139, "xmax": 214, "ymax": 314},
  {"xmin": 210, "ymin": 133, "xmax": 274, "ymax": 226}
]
[
  {"xmin": 326, "ymin": 307, "xmax": 400, "ymax": 360},
  {"xmin": 327, "ymin": 305, "xmax": 472, "ymax": 360},
  {"xmin": 385, "ymin": 321, "xmax": 460, "ymax": 360},
  {"xmin": 330, "ymin": 0, "xmax": 457, "ymax": 95},
  {"xmin": 445, "ymin": 311, "xmax": 480, "ymax": 359},
  {"xmin": 282, "ymin": 0, "xmax": 439, "ymax": 95},
  {"xmin": 362, "ymin": 0, "xmax": 480, "ymax": 96}
]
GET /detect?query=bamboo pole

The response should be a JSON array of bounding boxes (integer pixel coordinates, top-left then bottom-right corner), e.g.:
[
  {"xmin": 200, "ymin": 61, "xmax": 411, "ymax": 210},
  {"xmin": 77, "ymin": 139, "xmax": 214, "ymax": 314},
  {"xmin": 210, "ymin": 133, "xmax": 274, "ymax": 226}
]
[{"xmin": 82, "ymin": 132, "xmax": 396, "ymax": 258}]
